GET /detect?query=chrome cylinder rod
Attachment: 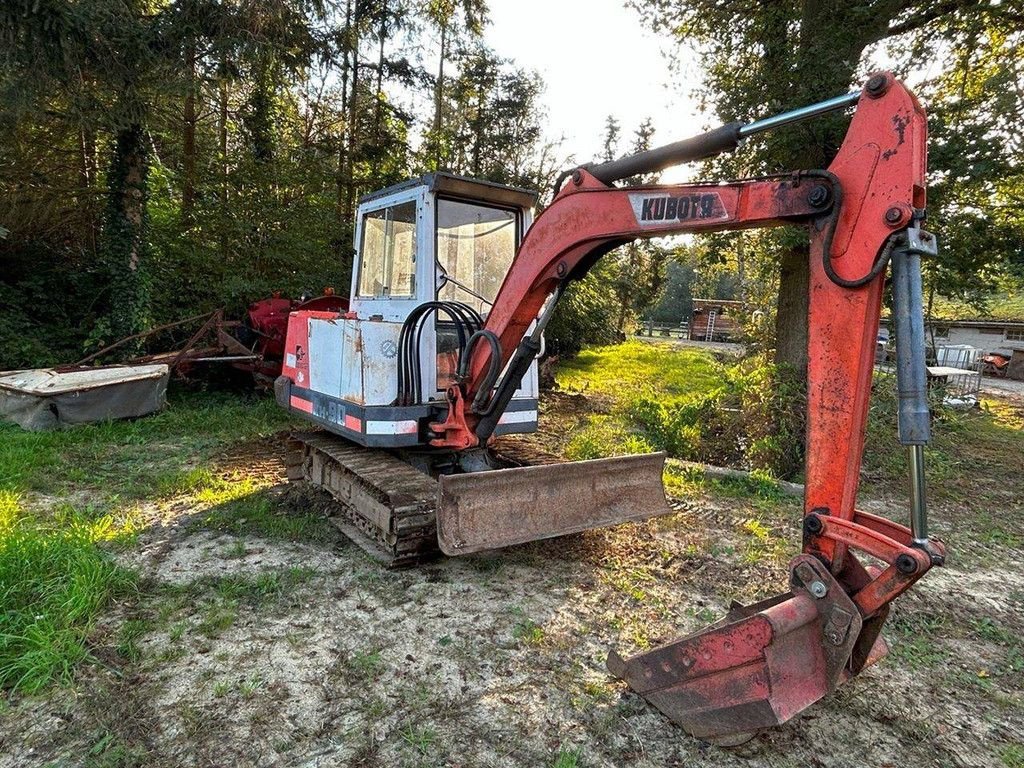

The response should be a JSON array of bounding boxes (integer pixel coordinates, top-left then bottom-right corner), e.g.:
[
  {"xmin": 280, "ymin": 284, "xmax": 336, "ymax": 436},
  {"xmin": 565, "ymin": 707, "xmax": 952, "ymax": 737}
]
[
  {"xmin": 738, "ymin": 92, "xmax": 860, "ymax": 139},
  {"xmin": 891, "ymin": 227, "xmax": 938, "ymax": 547},
  {"xmin": 908, "ymin": 444, "xmax": 929, "ymax": 544}
]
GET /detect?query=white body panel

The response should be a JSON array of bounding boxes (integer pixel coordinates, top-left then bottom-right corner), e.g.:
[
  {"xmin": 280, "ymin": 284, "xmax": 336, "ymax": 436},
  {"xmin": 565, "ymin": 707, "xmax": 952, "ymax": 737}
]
[
  {"xmin": 306, "ymin": 316, "xmax": 403, "ymax": 406},
  {"xmin": 303, "ymin": 314, "xmax": 537, "ymax": 407}
]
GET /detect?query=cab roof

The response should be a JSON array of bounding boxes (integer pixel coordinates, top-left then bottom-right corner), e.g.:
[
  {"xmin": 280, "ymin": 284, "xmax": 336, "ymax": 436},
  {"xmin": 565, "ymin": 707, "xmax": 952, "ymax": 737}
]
[{"xmin": 359, "ymin": 172, "xmax": 538, "ymax": 211}]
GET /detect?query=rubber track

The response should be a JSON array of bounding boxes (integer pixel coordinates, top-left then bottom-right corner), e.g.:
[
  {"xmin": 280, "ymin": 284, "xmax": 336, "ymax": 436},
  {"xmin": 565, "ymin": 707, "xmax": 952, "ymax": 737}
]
[
  {"xmin": 289, "ymin": 432, "xmax": 439, "ymax": 567},
  {"xmin": 287, "ymin": 432, "xmax": 566, "ymax": 567}
]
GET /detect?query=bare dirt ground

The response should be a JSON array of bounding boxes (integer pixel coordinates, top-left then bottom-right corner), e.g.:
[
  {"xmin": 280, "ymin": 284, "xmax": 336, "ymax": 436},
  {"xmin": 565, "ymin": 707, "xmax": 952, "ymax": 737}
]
[
  {"xmin": 3, "ymin": 416, "xmax": 1023, "ymax": 767},
  {"xmin": 980, "ymin": 375, "xmax": 1024, "ymax": 404}
]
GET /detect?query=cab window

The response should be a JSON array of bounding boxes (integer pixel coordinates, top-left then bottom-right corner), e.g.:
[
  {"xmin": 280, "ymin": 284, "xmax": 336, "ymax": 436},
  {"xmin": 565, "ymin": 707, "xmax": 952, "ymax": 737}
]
[
  {"xmin": 357, "ymin": 200, "xmax": 417, "ymax": 298},
  {"xmin": 436, "ymin": 199, "xmax": 517, "ymax": 314}
]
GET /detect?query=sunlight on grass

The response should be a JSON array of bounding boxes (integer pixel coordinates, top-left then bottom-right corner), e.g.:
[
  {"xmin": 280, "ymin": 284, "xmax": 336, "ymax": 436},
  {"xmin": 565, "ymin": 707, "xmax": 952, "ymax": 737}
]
[
  {"xmin": 0, "ymin": 497, "xmax": 137, "ymax": 692},
  {"xmin": 556, "ymin": 340, "xmax": 724, "ymax": 399},
  {"xmin": 0, "ymin": 389, "xmax": 299, "ymax": 694},
  {"xmin": 0, "ymin": 390, "xmax": 292, "ymax": 501}
]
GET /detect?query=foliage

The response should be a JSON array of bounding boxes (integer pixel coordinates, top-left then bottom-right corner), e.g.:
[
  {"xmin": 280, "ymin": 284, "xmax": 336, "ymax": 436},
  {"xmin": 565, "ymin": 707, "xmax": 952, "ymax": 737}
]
[
  {"xmin": 631, "ymin": 0, "xmax": 1024, "ymax": 371},
  {"xmin": 545, "ymin": 260, "xmax": 623, "ymax": 357},
  {"xmin": 556, "ymin": 341, "xmax": 802, "ymax": 477},
  {"xmin": 918, "ymin": 27, "xmax": 1024, "ymax": 307},
  {"xmin": 0, "ymin": 1, "xmax": 558, "ymax": 371}
]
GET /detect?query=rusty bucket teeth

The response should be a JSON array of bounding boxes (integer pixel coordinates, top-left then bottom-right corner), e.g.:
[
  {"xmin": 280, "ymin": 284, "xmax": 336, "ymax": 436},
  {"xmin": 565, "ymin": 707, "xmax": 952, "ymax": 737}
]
[{"xmin": 608, "ymin": 555, "xmax": 883, "ymax": 742}]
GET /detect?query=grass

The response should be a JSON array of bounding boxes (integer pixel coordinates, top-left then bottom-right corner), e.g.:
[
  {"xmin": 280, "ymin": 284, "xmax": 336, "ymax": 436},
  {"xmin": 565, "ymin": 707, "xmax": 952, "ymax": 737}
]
[
  {"xmin": 196, "ymin": 485, "xmax": 333, "ymax": 543},
  {"xmin": 556, "ymin": 341, "xmax": 727, "ymax": 462},
  {"xmin": 0, "ymin": 388, "xmax": 296, "ymax": 695},
  {"xmin": 553, "ymin": 341, "xmax": 808, "ymax": 474},
  {"xmin": 0, "ymin": 389, "xmax": 290, "ymax": 502},
  {"xmin": 1002, "ymin": 743, "xmax": 1024, "ymax": 768},
  {"xmin": 552, "ymin": 747, "xmax": 582, "ymax": 768},
  {"xmin": 552, "ymin": 341, "xmax": 1024, "ymax": 519},
  {"xmin": 862, "ymin": 378, "xmax": 1024, "ymax": 507},
  {"xmin": 0, "ymin": 496, "xmax": 138, "ymax": 692},
  {"xmin": 557, "ymin": 340, "xmax": 724, "ymax": 399}
]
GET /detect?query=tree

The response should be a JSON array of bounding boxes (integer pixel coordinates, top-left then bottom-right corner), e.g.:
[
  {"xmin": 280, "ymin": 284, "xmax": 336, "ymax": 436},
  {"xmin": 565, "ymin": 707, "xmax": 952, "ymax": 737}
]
[
  {"xmin": 0, "ymin": 0, "xmax": 554, "ymax": 371},
  {"xmin": 916, "ymin": 26, "xmax": 1024, "ymax": 311},
  {"xmin": 631, "ymin": 0, "xmax": 1024, "ymax": 377},
  {"xmin": 422, "ymin": 0, "xmax": 488, "ymax": 168},
  {"xmin": 609, "ymin": 118, "xmax": 667, "ymax": 332},
  {"xmin": 601, "ymin": 115, "xmax": 620, "ymax": 162},
  {"xmin": 428, "ymin": 43, "xmax": 549, "ymax": 189}
]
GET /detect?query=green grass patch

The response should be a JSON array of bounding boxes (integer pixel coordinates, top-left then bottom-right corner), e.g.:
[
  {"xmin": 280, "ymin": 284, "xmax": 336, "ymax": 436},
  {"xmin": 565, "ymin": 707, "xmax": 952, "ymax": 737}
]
[
  {"xmin": 862, "ymin": 379, "xmax": 1024, "ymax": 505},
  {"xmin": 557, "ymin": 340, "xmax": 724, "ymax": 399},
  {"xmin": 0, "ymin": 389, "xmax": 291, "ymax": 503},
  {"xmin": 195, "ymin": 486, "xmax": 334, "ymax": 543},
  {"xmin": 1001, "ymin": 743, "xmax": 1024, "ymax": 768},
  {"xmin": 554, "ymin": 343, "xmax": 803, "ymax": 475},
  {"xmin": 0, "ymin": 499, "xmax": 138, "ymax": 692},
  {"xmin": 552, "ymin": 747, "xmax": 583, "ymax": 768},
  {"xmin": 157, "ymin": 567, "xmax": 318, "ymax": 641}
]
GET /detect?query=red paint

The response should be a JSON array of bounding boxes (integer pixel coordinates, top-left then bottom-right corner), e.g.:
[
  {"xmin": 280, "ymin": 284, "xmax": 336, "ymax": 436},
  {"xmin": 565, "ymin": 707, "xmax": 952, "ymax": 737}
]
[
  {"xmin": 289, "ymin": 394, "xmax": 313, "ymax": 414},
  {"xmin": 281, "ymin": 310, "xmax": 344, "ymax": 388},
  {"xmin": 242, "ymin": 294, "xmax": 347, "ymax": 379}
]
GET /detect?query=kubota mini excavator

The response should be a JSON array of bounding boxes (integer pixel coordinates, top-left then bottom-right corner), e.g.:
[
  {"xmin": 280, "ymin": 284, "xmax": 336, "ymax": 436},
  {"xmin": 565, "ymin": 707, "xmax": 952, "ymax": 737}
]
[{"xmin": 276, "ymin": 72, "xmax": 945, "ymax": 742}]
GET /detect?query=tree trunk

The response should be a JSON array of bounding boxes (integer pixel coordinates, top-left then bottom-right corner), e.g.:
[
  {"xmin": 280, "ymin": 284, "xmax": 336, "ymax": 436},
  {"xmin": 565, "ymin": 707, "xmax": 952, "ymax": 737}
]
[
  {"xmin": 344, "ymin": 24, "xmax": 361, "ymax": 225},
  {"xmin": 79, "ymin": 124, "xmax": 98, "ymax": 255},
  {"xmin": 337, "ymin": 0, "xmax": 353, "ymax": 221},
  {"xmin": 218, "ymin": 68, "xmax": 230, "ymax": 262},
  {"xmin": 771, "ymin": 1, "xmax": 876, "ymax": 377},
  {"xmin": 774, "ymin": 244, "xmax": 810, "ymax": 373},
  {"xmin": 102, "ymin": 123, "xmax": 150, "ymax": 345},
  {"xmin": 432, "ymin": 21, "xmax": 447, "ymax": 167},
  {"xmin": 374, "ymin": 2, "xmax": 387, "ymax": 146},
  {"xmin": 182, "ymin": 41, "xmax": 197, "ymax": 225}
]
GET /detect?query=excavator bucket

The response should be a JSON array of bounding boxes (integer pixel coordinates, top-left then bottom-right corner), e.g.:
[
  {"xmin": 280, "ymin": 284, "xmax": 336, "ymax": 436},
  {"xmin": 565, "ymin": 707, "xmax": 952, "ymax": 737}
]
[
  {"xmin": 607, "ymin": 555, "xmax": 888, "ymax": 743},
  {"xmin": 436, "ymin": 452, "xmax": 673, "ymax": 555}
]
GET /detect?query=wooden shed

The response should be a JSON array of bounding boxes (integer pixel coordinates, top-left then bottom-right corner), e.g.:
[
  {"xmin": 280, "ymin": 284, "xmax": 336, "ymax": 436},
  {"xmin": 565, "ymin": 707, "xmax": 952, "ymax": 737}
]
[{"xmin": 690, "ymin": 299, "xmax": 742, "ymax": 342}]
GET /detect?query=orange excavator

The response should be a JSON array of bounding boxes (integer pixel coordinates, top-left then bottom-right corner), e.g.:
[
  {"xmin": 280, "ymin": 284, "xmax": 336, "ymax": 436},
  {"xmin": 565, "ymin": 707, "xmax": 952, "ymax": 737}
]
[{"xmin": 276, "ymin": 72, "xmax": 945, "ymax": 742}]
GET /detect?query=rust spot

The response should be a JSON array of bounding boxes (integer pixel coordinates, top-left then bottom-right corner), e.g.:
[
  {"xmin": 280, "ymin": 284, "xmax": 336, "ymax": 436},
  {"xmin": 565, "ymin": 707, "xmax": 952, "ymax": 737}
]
[{"xmin": 891, "ymin": 114, "xmax": 909, "ymax": 146}]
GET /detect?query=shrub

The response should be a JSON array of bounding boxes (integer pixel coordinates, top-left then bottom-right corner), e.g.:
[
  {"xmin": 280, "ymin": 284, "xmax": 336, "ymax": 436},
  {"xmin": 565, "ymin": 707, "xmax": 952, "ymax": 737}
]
[{"xmin": 730, "ymin": 356, "xmax": 805, "ymax": 478}]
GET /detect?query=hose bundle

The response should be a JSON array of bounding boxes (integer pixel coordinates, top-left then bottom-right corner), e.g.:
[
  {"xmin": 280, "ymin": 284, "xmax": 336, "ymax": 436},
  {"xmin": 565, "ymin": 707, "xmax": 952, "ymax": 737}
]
[{"xmin": 396, "ymin": 301, "xmax": 494, "ymax": 406}]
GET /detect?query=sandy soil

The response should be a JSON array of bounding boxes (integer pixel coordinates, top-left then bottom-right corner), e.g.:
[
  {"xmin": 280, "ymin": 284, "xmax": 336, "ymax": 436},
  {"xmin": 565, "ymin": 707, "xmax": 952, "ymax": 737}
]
[{"xmin": 2, "ymin": 436, "xmax": 1022, "ymax": 767}]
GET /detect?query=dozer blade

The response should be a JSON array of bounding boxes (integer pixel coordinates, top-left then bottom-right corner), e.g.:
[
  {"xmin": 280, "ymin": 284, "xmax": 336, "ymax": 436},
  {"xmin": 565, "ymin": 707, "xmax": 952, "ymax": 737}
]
[
  {"xmin": 607, "ymin": 555, "xmax": 887, "ymax": 743},
  {"xmin": 436, "ymin": 452, "xmax": 673, "ymax": 555}
]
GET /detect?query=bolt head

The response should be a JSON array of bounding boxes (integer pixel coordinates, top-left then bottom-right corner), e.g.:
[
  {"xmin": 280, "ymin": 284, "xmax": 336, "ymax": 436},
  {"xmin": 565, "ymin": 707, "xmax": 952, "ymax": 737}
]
[
  {"xmin": 885, "ymin": 206, "xmax": 903, "ymax": 224},
  {"xmin": 809, "ymin": 580, "xmax": 828, "ymax": 599},
  {"xmin": 866, "ymin": 74, "xmax": 888, "ymax": 97},
  {"xmin": 571, "ymin": 169, "xmax": 583, "ymax": 185},
  {"xmin": 808, "ymin": 186, "xmax": 830, "ymax": 208}
]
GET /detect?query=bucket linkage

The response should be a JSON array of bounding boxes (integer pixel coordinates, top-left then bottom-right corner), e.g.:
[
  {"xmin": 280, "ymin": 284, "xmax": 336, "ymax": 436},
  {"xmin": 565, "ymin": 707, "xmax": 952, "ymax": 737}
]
[{"xmin": 608, "ymin": 227, "xmax": 946, "ymax": 742}]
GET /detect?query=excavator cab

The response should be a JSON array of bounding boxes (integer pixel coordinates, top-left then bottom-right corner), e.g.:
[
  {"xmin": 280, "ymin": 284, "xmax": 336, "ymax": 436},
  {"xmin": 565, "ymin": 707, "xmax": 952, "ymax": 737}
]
[{"xmin": 278, "ymin": 173, "xmax": 542, "ymax": 445}]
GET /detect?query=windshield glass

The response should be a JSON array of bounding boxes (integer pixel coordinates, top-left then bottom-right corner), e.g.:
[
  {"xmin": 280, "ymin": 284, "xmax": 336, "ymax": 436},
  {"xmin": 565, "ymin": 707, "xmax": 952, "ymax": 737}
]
[
  {"xmin": 357, "ymin": 200, "xmax": 417, "ymax": 298},
  {"xmin": 436, "ymin": 199, "xmax": 517, "ymax": 314}
]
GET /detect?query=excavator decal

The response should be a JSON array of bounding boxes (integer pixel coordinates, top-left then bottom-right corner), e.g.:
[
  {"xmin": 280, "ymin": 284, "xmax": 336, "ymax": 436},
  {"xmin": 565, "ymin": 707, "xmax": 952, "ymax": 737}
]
[{"xmin": 632, "ymin": 191, "xmax": 728, "ymax": 223}]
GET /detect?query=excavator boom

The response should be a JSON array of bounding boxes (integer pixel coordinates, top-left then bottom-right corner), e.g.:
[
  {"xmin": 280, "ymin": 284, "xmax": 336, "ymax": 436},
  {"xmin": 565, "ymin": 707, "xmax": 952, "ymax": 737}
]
[{"xmin": 428, "ymin": 72, "xmax": 945, "ymax": 740}]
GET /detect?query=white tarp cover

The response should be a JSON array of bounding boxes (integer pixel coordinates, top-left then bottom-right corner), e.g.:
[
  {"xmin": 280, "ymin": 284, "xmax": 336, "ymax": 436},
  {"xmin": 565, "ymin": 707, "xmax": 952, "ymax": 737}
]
[{"xmin": 0, "ymin": 364, "xmax": 169, "ymax": 431}]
